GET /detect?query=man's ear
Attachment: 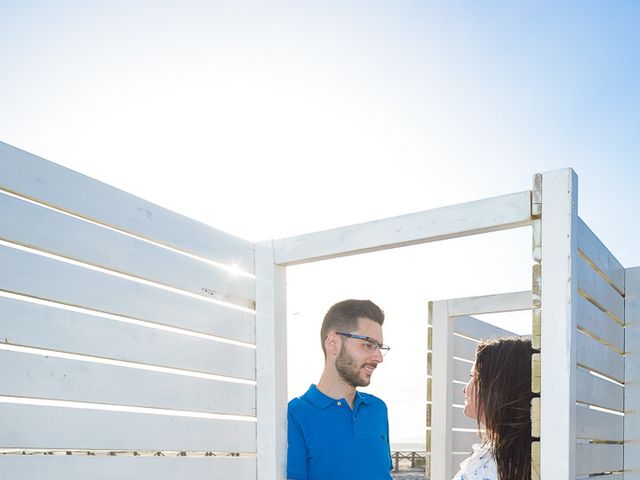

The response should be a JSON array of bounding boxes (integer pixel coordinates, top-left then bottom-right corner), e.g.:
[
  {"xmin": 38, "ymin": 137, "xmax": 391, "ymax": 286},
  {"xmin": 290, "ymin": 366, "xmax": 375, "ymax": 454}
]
[{"xmin": 325, "ymin": 331, "xmax": 340, "ymax": 357}]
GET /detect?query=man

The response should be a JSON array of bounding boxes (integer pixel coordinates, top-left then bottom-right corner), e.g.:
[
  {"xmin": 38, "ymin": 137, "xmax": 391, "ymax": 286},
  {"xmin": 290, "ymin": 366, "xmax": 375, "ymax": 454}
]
[{"xmin": 287, "ymin": 299, "xmax": 393, "ymax": 480}]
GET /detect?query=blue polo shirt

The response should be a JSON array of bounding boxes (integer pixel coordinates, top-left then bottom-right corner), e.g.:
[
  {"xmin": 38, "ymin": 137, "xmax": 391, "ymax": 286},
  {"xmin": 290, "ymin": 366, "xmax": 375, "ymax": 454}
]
[{"xmin": 287, "ymin": 384, "xmax": 393, "ymax": 480}]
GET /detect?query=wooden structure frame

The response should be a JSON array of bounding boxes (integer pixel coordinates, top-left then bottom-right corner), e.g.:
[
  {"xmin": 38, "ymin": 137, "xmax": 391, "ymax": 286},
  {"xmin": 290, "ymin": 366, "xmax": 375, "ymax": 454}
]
[{"xmin": 1, "ymin": 141, "xmax": 638, "ymax": 479}]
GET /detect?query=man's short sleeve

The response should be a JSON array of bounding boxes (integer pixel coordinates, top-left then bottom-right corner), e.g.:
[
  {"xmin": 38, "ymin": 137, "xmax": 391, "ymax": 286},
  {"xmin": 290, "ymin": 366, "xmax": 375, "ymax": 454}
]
[{"xmin": 287, "ymin": 405, "xmax": 308, "ymax": 480}]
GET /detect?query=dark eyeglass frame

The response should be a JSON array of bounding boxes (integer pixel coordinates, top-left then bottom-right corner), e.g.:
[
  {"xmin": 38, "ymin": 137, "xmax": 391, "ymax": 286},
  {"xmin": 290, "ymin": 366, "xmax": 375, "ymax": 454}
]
[{"xmin": 335, "ymin": 332, "xmax": 390, "ymax": 356}]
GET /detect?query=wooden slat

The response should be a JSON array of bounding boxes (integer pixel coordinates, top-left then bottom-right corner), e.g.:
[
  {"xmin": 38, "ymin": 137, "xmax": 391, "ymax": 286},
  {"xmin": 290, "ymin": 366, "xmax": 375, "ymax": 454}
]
[
  {"xmin": 576, "ymin": 367, "xmax": 623, "ymax": 412},
  {"xmin": 453, "ymin": 315, "xmax": 516, "ymax": 342},
  {"xmin": 452, "ymin": 430, "xmax": 479, "ymax": 453},
  {"xmin": 0, "ymin": 456, "xmax": 257, "ymax": 480},
  {"xmin": 625, "ymin": 267, "xmax": 640, "ymax": 480},
  {"xmin": 0, "ymin": 244, "xmax": 255, "ymax": 343},
  {"xmin": 0, "ymin": 350, "xmax": 256, "ymax": 416},
  {"xmin": 453, "ymin": 358, "xmax": 474, "ymax": 383},
  {"xmin": 273, "ymin": 191, "xmax": 532, "ymax": 265},
  {"xmin": 577, "ymin": 475, "xmax": 624, "ymax": 480},
  {"xmin": 452, "ymin": 407, "xmax": 477, "ymax": 429},
  {"xmin": 577, "ymin": 255, "xmax": 624, "ymax": 323},
  {"xmin": 576, "ymin": 443, "xmax": 623, "ymax": 476},
  {"xmin": 254, "ymin": 240, "xmax": 288, "ymax": 480},
  {"xmin": 577, "ymin": 217, "xmax": 625, "ymax": 294},
  {"xmin": 577, "ymin": 294, "xmax": 624, "ymax": 352},
  {"xmin": 453, "ymin": 334, "xmax": 478, "ymax": 362},
  {"xmin": 452, "ymin": 384, "xmax": 465, "ymax": 405},
  {"xmin": 539, "ymin": 169, "xmax": 578, "ymax": 480},
  {"xmin": 0, "ymin": 296, "xmax": 255, "ymax": 380},
  {"xmin": 446, "ymin": 291, "xmax": 532, "ymax": 316},
  {"xmin": 575, "ymin": 405, "xmax": 623, "ymax": 441},
  {"xmin": 0, "ymin": 403, "xmax": 256, "ymax": 452},
  {"xmin": 0, "ymin": 141, "xmax": 254, "ymax": 273},
  {"xmin": 577, "ymin": 330, "xmax": 624, "ymax": 384},
  {"xmin": 0, "ymin": 192, "xmax": 255, "ymax": 309}
]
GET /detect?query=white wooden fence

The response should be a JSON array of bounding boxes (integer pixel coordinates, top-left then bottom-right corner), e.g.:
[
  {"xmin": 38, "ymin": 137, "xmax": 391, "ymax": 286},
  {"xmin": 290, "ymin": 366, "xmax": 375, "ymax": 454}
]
[{"xmin": 1, "ymin": 142, "xmax": 638, "ymax": 479}]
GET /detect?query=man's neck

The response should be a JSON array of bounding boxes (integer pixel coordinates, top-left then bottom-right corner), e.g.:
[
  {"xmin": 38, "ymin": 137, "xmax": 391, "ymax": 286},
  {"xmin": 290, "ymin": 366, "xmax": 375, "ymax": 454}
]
[{"xmin": 317, "ymin": 371, "xmax": 357, "ymax": 408}]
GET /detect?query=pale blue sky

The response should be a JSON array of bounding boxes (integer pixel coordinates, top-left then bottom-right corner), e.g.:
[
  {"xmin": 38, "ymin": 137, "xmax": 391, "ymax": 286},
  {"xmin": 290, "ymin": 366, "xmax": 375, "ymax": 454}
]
[{"xmin": 1, "ymin": 1, "xmax": 638, "ymax": 442}]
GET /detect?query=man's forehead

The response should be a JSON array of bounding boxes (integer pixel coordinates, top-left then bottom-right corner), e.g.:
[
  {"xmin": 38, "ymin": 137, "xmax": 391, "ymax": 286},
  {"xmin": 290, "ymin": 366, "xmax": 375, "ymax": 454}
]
[{"xmin": 354, "ymin": 317, "xmax": 383, "ymax": 338}]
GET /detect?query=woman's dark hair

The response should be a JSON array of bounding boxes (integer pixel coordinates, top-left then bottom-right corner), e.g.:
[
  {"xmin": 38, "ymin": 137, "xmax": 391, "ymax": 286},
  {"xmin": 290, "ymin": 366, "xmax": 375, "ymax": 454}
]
[{"xmin": 473, "ymin": 337, "xmax": 533, "ymax": 480}]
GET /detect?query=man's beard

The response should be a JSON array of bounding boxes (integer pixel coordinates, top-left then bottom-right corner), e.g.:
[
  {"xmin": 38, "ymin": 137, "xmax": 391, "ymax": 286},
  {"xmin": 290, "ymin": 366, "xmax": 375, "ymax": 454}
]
[{"xmin": 336, "ymin": 345, "xmax": 371, "ymax": 387}]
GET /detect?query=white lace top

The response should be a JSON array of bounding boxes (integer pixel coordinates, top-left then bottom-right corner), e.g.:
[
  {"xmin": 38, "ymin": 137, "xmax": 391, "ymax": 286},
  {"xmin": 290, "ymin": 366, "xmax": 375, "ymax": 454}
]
[{"xmin": 452, "ymin": 443, "xmax": 498, "ymax": 480}]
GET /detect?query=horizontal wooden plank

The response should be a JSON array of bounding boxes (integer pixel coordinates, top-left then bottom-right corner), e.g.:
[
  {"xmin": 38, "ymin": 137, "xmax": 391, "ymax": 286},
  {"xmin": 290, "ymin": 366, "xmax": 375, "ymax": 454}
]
[
  {"xmin": 577, "ymin": 255, "xmax": 624, "ymax": 323},
  {"xmin": 274, "ymin": 191, "xmax": 532, "ymax": 265},
  {"xmin": 452, "ymin": 407, "xmax": 477, "ymax": 429},
  {"xmin": 577, "ymin": 330, "xmax": 624, "ymax": 384},
  {"xmin": 452, "ymin": 430, "xmax": 479, "ymax": 454},
  {"xmin": 577, "ymin": 294, "xmax": 624, "ymax": 352},
  {"xmin": 0, "ymin": 350, "xmax": 256, "ymax": 416},
  {"xmin": 0, "ymin": 141, "xmax": 254, "ymax": 273},
  {"xmin": 576, "ymin": 443, "xmax": 623, "ymax": 476},
  {"xmin": 0, "ymin": 456, "xmax": 256, "ymax": 480},
  {"xmin": 0, "ymin": 192, "xmax": 254, "ymax": 309},
  {"xmin": 0, "ymin": 244, "xmax": 255, "ymax": 344},
  {"xmin": 453, "ymin": 315, "xmax": 516, "ymax": 342},
  {"xmin": 577, "ymin": 217, "xmax": 625, "ymax": 294},
  {"xmin": 447, "ymin": 291, "xmax": 532, "ymax": 316},
  {"xmin": 0, "ymin": 296, "xmax": 255, "ymax": 380},
  {"xmin": 452, "ymin": 384, "xmax": 465, "ymax": 405},
  {"xmin": 0, "ymin": 403, "xmax": 256, "ymax": 452},
  {"xmin": 453, "ymin": 334, "xmax": 478, "ymax": 362},
  {"xmin": 577, "ymin": 475, "xmax": 623, "ymax": 480},
  {"xmin": 453, "ymin": 358, "xmax": 474, "ymax": 383},
  {"xmin": 575, "ymin": 405, "xmax": 623, "ymax": 441},
  {"xmin": 576, "ymin": 367, "xmax": 624, "ymax": 412}
]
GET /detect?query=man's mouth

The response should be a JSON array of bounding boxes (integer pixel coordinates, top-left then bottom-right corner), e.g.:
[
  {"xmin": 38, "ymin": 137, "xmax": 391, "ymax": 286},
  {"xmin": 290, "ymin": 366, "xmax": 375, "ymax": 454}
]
[{"xmin": 363, "ymin": 364, "xmax": 376, "ymax": 375}]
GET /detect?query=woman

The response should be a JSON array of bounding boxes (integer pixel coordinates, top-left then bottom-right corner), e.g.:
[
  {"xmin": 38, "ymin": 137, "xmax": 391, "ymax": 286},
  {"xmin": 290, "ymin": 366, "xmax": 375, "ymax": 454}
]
[{"xmin": 454, "ymin": 337, "xmax": 534, "ymax": 480}]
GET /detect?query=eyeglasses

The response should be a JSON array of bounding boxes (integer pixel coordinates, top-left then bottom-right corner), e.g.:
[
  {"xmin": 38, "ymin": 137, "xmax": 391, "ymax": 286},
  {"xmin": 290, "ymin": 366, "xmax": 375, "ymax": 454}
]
[{"xmin": 336, "ymin": 332, "xmax": 390, "ymax": 356}]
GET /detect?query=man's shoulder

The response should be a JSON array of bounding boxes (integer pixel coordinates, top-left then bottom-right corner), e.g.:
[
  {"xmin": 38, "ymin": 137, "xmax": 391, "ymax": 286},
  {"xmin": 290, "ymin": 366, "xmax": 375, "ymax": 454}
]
[{"xmin": 359, "ymin": 391, "xmax": 388, "ymax": 409}]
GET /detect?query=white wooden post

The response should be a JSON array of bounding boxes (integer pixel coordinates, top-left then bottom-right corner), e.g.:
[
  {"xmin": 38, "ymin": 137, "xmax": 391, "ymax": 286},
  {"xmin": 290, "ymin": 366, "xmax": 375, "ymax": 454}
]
[
  {"xmin": 255, "ymin": 240, "xmax": 288, "ymax": 480},
  {"xmin": 429, "ymin": 300, "xmax": 454, "ymax": 480},
  {"xmin": 540, "ymin": 168, "xmax": 578, "ymax": 480},
  {"xmin": 625, "ymin": 267, "xmax": 640, "ymax": 480}
]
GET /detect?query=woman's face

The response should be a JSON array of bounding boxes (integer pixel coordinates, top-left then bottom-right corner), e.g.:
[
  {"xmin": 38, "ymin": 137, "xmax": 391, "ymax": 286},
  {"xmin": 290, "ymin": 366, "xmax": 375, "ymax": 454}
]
[{"xmin": 463, "ymin": 366, "xmax": 479, "ymax": 420}]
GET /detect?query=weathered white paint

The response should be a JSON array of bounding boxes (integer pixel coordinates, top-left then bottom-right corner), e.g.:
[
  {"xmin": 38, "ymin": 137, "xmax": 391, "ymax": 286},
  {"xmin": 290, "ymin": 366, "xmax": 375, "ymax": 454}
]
[
  {"xmin": 453, "ymin": 334, "xmax": 478, "ymax": 361},
  {"xmin": 0, "ymin": 403, "xmax": 256, "ymax": 452},
  {"xmin": 577, "ymin": 217, "xmax": 625, "ymax": 294},
  {"xmin": 576, "ymin": 330, "xmax": 624, "ymax": 383},
  {"xmin": 540, "ymin": 168, "xmax": 578, "ymax": 480},
  {"xmin": 0, "ymin": 349, "xmax": 256, "ymax": 416},
  {"xmin": 0, "ymin": 244, "xmax": 255, "ymax": 343},
  {"xmin": 0, "ymin": 457, "xmax": 257, "ymax": 480},
  {"xmin": 575, "ymin": 443, "xmax": 623, "ymax": 476},
  {"xmin": 0, "ymin": 296, "xmax": 255, "ymax": 380},
  {"xmin": 452, "ymin": 406, "xmax": 476, "ymax": 429},
  {"xmin": 575, "ymin": 404, "xmax": 623, "ymax": 441},
  {"xmin": 447, "ymin": 290, "xmax": 532, "ymax": 317},
  {"xmin": 0, "ymin": 141, "xmax": 254, "ymax": 273},
  {"xmin": 453, "ymin": 314, "xmax": 517, "ymax": 341},
  {"xmin": 577, "ymin": 294, "xmax": 624, "ymax": 352},
  {"xmin": 576, "ymin": 367, "xmax": 623, "ymax": 412},
  {"xmin": 255, "ymin": 240, "xmax": 288, "ymax": 480},
  {"xmin": 273, "ymin": 191, "xmax": 533, "ymax": 265},
  {"xmin": 451, "ymin": 430, "xmax": 480, "ymax": 453},
  {"xmin": 429, "ymin": 300, "xmax": 454, "ymax": 480},
  {"xmin": 577, "ymin": 255, "xmax": 624, "ymax": 322},
  {"xmin": 625, "ymin": 267, "xmax": 640, "ymax": 480},
  {"xmin": 0, "ymin": 191, "xmax": 255, "ymax": 309}
]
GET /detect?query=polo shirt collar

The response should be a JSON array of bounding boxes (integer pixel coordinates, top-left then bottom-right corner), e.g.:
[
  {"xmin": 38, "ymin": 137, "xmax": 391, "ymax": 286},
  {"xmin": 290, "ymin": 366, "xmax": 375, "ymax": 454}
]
[{"xmin": 303, "ymin": 384, "xmax": 372, "ymax": 409}]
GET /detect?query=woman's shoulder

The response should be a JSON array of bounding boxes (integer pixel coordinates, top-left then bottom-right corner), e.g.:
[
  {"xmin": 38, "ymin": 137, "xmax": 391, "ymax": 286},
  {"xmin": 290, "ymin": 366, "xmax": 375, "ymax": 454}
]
[{"xmin": 453, "ymin": 443, "xmax": 498, "ymax": 480}]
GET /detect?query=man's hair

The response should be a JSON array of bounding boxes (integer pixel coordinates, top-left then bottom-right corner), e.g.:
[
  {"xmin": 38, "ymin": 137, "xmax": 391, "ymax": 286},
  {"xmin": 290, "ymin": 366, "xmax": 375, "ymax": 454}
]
[
  {"xmin": 473, "ymin": 337, "xmax": 534, "ymax": 480},
  {"xmin": 320, "ymin": 299, "xmax": 385, "ymax": 357}
]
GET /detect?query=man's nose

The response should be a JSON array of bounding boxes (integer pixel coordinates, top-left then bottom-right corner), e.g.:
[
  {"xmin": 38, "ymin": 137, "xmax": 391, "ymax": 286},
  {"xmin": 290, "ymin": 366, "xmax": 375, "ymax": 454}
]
[{"xmin": 373, "ymin": 348, "xmax": 384, "ymax": 363}]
